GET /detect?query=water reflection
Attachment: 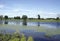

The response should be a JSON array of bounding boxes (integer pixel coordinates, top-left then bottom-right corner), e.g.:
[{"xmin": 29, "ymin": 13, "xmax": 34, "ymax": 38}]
[
  {"xmin": 37, "ymin": 22, "xmax": 40, "ymax": 26},
  {"xmin": 0, "ymin": 20, "xmax": 3, "ymax": 24},
  {"xmin": 22, "ymin": 20, "xmax": 27, "ymax": 26},
  {"xmin": 15, "ymin": 21, "xmax": 20, "ymax": 24},
  {"xmin": 4, "ymin": 20, "xmax": 8, "ymax": 24},
  {"xmin": 56, "ymin": 22, "xmax": 60, "ymax": 28},
  {"xmin": 0, "ymin": 20, "xmax": 60, "ymax": 28}
]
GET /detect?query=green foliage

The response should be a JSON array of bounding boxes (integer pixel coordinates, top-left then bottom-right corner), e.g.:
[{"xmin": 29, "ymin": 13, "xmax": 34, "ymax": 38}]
[
  {"xmin": 38, "ymin": 14, "xmax": 40, "ymax": 19},
  {"xmin": 21, "ymin": 34, "xmax": 26, "ymax": 41},
  {"xmin": 0, "ymin": 15, "xmax": 3, "ymax": 20},
  {"xmin": 27, "ymin": 36, "xmax": 34, "ymax": 41},
  {"xmin": 0, "ymin": 34, "xmax": 11, "ymax": 41},
  {"xmin": 13, "ymin": 32, "xmax": 20, "ymax": 38},
  {"xmin": 56, "ymin": 17, "xmax": 59, "ymax": 20},
  {"xmin": 9, "ymin": 38, "xmax": 19, "ymax": 41},
  {"xmin": 14, "ymin": 16, "xmax": 20, "ymax": 19},
  {"xmin": 22, "ymin": 15, "xmax": 27, "ymax": 20},
  {"xmin": 44, "ymin": 34, "xmax": 51, "ymax": 38},
  {"xmin": 0, "ymin": 32, "xmax": 34, "ymax": 41},
  {"xmin": 4, "ymin": 15, "xmax": 8, "ymax": 19}
]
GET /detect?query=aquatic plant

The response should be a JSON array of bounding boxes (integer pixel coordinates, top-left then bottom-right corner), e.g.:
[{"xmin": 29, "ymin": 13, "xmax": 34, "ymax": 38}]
[
  {"xmin": 0, "ymin": 32, "xmax": 34, "ymax": 41},
  {"xmin": 27, "ymin": 36, "xmax": 34, "ymax": 41}
]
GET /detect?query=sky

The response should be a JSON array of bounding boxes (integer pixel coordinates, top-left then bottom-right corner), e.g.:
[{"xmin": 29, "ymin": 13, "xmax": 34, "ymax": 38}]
[{"xmin": 0, "ymin": 0, "xmax": 60, "ymax": 18}]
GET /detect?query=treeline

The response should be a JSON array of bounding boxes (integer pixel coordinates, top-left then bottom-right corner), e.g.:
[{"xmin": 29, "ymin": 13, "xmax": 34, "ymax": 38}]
[
  {"xmin": 0, "ymin": 15, "xmax": 27, "ymax": 20},
  {"xmin": 0, "ymin": 15, "xmax": 60, "ymax": 20}
]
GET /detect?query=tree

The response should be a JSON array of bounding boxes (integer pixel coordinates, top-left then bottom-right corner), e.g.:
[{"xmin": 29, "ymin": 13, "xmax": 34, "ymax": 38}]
[
  {"xmin": 14, "ymin": 16, "xmax": 20, "ymax": 19},
  {"xmin": 22, "ymin": 15, "xmax": 27, "ymax": 25},
  {"xmin": 38, "ymin": 14, "xmax": 40, "ymax": 19},
  {"xmin": 22, "ymin": 15, "xmax": 27, "ymax": 20},
  {"xmin": 4, "ymin": 15, "xmax": 8, "ymax": 19},
  {"xmin": 0, "ymin": 15, "xmax": 3, "ymax": 20},
  {"xmin": 56, "ymin": 17, "xmax": 59, "ymax": 20}
]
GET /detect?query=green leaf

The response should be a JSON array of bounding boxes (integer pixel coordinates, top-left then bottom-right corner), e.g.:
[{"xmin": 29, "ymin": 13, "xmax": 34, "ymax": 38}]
[{"xmin": 27, "ymin": 36, "xmax": 34, "ymax": 41}]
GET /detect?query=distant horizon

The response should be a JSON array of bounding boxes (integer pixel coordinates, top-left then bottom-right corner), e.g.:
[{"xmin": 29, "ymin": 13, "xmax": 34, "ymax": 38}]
[
  {"xmin": 0, "ymin": 0, "xmax": 60, "ymax": 18},
  {"xmin": 0, "ymin": 15, "xmax": 58, "ymax": 19}
]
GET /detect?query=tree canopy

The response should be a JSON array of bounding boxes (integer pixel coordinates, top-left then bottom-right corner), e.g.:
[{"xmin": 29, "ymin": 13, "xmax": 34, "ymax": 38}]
[
  {"xmin": 4, "ymin": 15, "xmax": 8, "ymax": 19},
  {"xmin": 14, "ymin": 16, "xmax": 20, "ymax": 19},
  {"xmin": 22, "ymin": 15, "xmax": 27, "ymax": 20},
  {"xmin": 38, "ymin": 14, "xmax": 40, "ymax": 19}
]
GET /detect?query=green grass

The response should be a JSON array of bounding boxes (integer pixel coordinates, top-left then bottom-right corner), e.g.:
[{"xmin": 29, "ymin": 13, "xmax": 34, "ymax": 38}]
[
  {"xmin": 27, "ymin": 19, "xmax": 60, "ymax": 22},
  {"xmin": 1, "ymin": 19, "xmax": 60, "ymax": 22}
]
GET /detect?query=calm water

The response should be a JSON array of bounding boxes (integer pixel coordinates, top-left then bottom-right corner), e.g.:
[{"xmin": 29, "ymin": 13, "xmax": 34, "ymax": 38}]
[
  {"xmin": 0, "ymin": 20, "xmax": 60, "ymax": 41},
  {"xmin": 0, "ymin": 20, "xmax": 60, "ymax": 28}
]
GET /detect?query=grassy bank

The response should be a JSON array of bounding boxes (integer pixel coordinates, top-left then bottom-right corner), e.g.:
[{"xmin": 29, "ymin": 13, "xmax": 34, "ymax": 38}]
[
  {"xmin": 0, "ymin": 19, "xmax": 60, "ymax": 22},
  {"xmin": 27, "ymin": 19, "xmax": 60, "ymax": 22}
]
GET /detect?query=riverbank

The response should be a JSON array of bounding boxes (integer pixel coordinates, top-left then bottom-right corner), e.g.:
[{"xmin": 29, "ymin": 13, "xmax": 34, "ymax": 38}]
[
  {"xmin": 0, "ymin": 19, "xmax": 60, "ymax": 22},
  {"xmin": 27, "ymin": 19, "xmax": 60, "ymax": 22}
]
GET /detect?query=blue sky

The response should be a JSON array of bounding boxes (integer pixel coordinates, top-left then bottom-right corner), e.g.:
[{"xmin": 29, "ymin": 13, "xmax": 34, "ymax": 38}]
[{"xmin": 0, "ymin": 0, "xmax": 60, "ymax": 18}]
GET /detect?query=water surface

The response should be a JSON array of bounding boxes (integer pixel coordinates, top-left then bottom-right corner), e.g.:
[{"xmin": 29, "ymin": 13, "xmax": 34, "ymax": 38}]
[{"xmin": 0, "ymin": 20, "xmax": 60, "ymax": 41}]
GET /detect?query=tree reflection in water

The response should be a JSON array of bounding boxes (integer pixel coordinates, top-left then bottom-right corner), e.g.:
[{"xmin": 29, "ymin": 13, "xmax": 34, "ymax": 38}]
[
  {"xmin": 4, "ymin": 20, "xmax": 8, "ymax": 24},
  {"xmin": 23, "ymin": 20, "xmax": 27, "ymax": 26},
  {"xmin": 37, "ymin": 22, "xmax": 40, "ymax": 26},
  {"xmin": 0, "ymin": 20, "xmax": 3, "ymax": 24},
  {"xmin": 56, "ymin": 22, "xmax": 60, "ymax": 28}
]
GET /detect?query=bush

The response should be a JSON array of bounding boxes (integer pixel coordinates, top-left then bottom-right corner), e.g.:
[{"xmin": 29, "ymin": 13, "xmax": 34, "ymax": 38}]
[
  {"xmin": 0, "ymin": 32, "xmax": 34, "ymax": 41},
  {"xmin": 27, "ymin": 36, "xmax": 34, "ymax": 41}
]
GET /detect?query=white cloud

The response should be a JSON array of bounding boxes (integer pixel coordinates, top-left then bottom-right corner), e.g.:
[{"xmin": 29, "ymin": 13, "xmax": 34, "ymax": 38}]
[{"xmin": 0, "ymin": 7, "xmax": 59, "ymax": 18}]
